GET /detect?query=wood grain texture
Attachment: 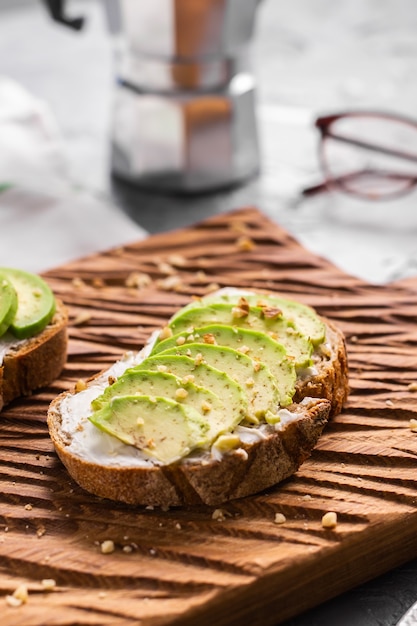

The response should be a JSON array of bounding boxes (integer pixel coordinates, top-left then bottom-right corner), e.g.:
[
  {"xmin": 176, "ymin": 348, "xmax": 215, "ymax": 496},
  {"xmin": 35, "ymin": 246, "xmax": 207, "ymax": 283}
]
[{"xmin": 1, "ymin": 207, "xmax": 417, "ymax": 625}]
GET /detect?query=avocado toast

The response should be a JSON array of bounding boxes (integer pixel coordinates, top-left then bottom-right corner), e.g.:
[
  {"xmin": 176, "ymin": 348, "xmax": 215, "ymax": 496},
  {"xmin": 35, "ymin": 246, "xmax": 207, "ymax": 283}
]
[
  {"xmin": 47, "ymin": 288, "xmax": 348, "ymax": 506},
  {"xmin": 0, "ymin": 268, "xmax": 68, "ymax": 411}
]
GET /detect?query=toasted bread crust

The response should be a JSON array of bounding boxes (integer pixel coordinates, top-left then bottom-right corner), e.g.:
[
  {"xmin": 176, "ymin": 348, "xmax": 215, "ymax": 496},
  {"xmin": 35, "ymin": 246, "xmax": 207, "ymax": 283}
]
[
  {"xmin": 48, "ymin": 396, "xmax": 330, "ymax": 506},
  {"xmin": 0, "ymin": 299, "xmax": 68, "ymax": 410},
  {"xmin": 294, "ymin": 317, "xmax": 349, "ymax": 417}
]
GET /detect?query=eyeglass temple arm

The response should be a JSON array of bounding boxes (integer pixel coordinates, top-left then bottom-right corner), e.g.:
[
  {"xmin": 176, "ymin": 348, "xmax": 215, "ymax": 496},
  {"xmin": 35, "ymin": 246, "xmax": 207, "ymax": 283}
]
[
  {"xmin": 324, "ymin": 131, "xmax": 417, "ymax": 163},
  {"xmin": 302, "ymin": 168, "xmax": 417, "ymax": 197}
]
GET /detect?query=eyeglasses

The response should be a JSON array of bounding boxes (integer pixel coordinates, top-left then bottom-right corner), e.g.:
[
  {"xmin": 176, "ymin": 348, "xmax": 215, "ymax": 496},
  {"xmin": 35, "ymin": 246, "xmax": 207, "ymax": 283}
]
[{"xmin": 301, "ymin": 111, "xmax": 417, "ymax": 201}]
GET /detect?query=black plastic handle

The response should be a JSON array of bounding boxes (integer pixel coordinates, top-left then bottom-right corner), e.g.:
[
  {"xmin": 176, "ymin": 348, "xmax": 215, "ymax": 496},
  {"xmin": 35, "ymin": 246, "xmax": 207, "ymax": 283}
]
[{"xmin": 42, "ymin": 0, "xmax": 85, "ymax": 31}]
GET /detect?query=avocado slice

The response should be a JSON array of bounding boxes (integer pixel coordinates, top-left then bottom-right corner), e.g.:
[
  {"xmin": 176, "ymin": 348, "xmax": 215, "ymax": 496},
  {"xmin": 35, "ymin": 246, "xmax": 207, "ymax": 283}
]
[
  {"xmin": 89, "ymin": 395, "xmax": 210, "ymax": 464},
  {"xmin": 157, "ymin": 343, "xmax": 280, "ymax": 422},
  {"xmin": 152, "ymin": 323, "xmax": 296, "ymax": 406},
  {"xmin": 200, "ymin": 291, "xmax": 326, "ymax": 346},
  {"xmin": 130, "ymin": 354, "xmax": 248, "ymax": 433},
  {"xmin": 0, "ymin": 268, "xmax": 56, "ymax": 339},
  {"xmin": 91, "ymin": 369, "xmax": 233, "ymax": 443},
  {"xmin": 0, "ymin": 274, "xmax": 18, "ymax": 338},
  {"xmin": 164, "ymin": 303, "xmax": 313, "ymax": 368}
]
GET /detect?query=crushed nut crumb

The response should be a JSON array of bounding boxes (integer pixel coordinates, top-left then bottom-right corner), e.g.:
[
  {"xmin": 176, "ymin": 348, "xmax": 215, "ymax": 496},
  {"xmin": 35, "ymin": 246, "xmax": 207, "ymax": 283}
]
[
  {"xmin": 72, "ymin": 277, "xmax": 86, "ymax": 289},
  {"xmin": 175, "ymin": 388, "xmax": 188, "ymax": 400},
  {"xmin": 41, "ymin": 579, "xmax": 56, "ymax": 591},
  {"xmin": 203, "ymin": 333, "xmax": 216, "ymax": 345},
  {"xmin": 385, "ymin": 399, "xmax": 394, "ymax": 407},
  {"xmin": 156, "ymin": 275, "xmax": 183, "ymax": 291},
  {"xmin": 24, "ymin": 504, "xmax": 32, "ymax": 511},
  {"xmin": 6, "ymin": 584, "xmax": 28, "ymax": 607},
  {"xmin": 212, "ymin": 509, "xmax": 231, "ymax": 521},
  {"xmin": 75, "ymin": 379, "xmax": 87, "ymax": 393},
  {"xmin": 194, "ymin": 353, "xmax": 204, "ymax": 366},
  {"xmin": 201, "ymin": 400, "xmax": 212, "ymax": 413},
  {"xmin": 408, "ymin": 382, "xmax": 417, "ymax": 392},
  {"xmin": 236, "ymin": 236, "xmax": 256, "ymax": 251},
  {"xmin": 159, "ymin": 326, "xmax": 173, "ymax": 340},
  {"xmin": 125, "ymin": 272, "xmax": 152, "ymax": 289},
  {"xmin": 100, "ymin": 540, "xmax": 115, "ymax": 554},
  {"xmin": 274, "ymin": 513, "xmax": 286, "ymax": 525},
  {"xmin": 410, "ymin": 419, "xmax": 417, "ymax": 432},
  {"xmin": 176, "ymin": 335, "xmax": 186, "ymax": 345},
  {"xmin": 72, "ymin": 311, "xmax": 91, "ymax": 326},
  {"xmin": 167, "ymin": 254, "xmax": 187, "ymax": 267},
  {"xmin": 321, "ymin": 512, "xmax": 338, "ymax": 529}
]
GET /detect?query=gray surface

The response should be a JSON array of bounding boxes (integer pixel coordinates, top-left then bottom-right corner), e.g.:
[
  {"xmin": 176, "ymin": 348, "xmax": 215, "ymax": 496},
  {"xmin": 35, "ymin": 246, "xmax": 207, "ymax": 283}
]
[{"xmin": 1, "ymin": 1, "xmax": 417, "ymax": 624}]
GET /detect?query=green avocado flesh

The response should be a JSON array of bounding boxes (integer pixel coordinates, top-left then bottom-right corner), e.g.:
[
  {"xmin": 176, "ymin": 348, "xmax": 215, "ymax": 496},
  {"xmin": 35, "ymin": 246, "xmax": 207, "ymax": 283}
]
[
  {"xmin": 163, "ymin": 302, "xmax": 313, "ymax": 368},
  {"xmin": 0, "ymin": 275, "xmax": 18, "ymax": 338},
  {"xmin": 0, "ymin": 267, "xmax": 56, "ymax": 339},
  {"xmin": 157, "ymin": 343, "xmax": 279, "ymax": 421},
  {"xmin": 151, "ymin": 323, "xmax": 296, "ymax": 406},
  {"xmin": 174, "ymin": 291, "xmax": 326, "ymax": 346},
  {"xmin": 88, "ymin": 290, "xmax": 325, "ymax": 464},
  {"xmin": 89, "ymin": 395, "xmax": 210, "ymax": 464},
  {"xmin": 91, "ymin": 369, "xmax": 237, "ymax": 442}
]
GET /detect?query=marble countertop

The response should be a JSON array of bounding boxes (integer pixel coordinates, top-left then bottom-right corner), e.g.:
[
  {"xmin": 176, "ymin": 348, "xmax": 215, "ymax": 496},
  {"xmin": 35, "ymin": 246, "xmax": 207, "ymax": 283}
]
[{"xmin": 1, "ymin": 1, "xmax": 417, "ymax": 624}]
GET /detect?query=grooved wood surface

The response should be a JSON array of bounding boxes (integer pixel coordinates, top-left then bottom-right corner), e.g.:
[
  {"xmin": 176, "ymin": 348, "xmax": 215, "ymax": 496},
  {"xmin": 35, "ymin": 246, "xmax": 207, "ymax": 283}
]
[{"xmin": 2, "ymin": 207, "xmax": 417, "ymax": 625}]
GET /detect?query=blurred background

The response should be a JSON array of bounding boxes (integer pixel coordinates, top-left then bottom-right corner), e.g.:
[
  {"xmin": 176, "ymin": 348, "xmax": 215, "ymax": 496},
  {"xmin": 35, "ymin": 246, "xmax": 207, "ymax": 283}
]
[
  {"xmin": 2, "ymin": 3, "xmax": 417, "ymax": 625},
  {"xmin": 1, "ymin": 0, "xmax": 417, "ymax": 282}
]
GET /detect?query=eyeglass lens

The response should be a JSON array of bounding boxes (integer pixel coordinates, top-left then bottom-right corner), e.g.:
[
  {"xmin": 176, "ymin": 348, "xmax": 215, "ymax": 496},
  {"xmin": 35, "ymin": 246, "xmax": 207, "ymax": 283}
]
[{"xmin": 320, "ymin": 113, "xmax": 417, "ymax": 199}]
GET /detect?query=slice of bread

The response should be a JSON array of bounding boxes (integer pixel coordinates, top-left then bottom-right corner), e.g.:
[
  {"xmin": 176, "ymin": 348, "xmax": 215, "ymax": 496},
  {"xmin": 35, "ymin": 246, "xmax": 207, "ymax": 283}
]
[
  {"xmin": 47, "ymin": 292, "xmax": 348, "ymax": 508},
  {"xmin": 0, "ymin": 299, "xmax": 68, "ymax": 411}
]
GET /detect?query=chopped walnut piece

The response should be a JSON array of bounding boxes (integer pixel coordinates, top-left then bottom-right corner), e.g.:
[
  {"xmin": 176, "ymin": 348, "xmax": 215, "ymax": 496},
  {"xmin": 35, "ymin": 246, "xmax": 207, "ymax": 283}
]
[
  {"xmin": 72, "ymin": 277, "xmax": 86, "ymax": 289},
  {"xmin": 7, "ymin": 584, "xmax": 29, "ymax": 607},
  {"xmin": 201, "ymin": 400, "xmax": 212, "ymax": 413},
  {"xmin": 75, "ymin": 379, "xmax": 87, "ymax": 393},
  {"xmin": 212, "ymin": 509, "xmax": 230, "ymax": 521},
  {"xmin": 108, "ymin": 375, "xmax": 116, "ymax": 385},
  {"xmin": 156, "ymin": 275, "xmax": 183, "ymax": 291},
  {"xmin": 203, "ymin": 333, "xmax": 216, "ymax": 345},
  {"xmin": 100, "ymin": 540, "xmax": 115, "ymax": 554},
  {"xmin": 176, "ymin": 336, "xmax": 186, "ymax": 346},
  {"xmin": 321, "ymin": 512, "xmax": 338, "ymax": 529},
  {"xmin": 236, "ymin": 236, "xmax": 256, "ymax": 251},
  {"xmin": 181, "ymin": 374, "xmax": 195, "ymax": 384},
  {"xmin": 194, "ymin": 353, "xmax": 204, "ymax": 366},
  {"xmin": 41, "ymin": 579, "xmax": 56, "ymax": 591},
  {"xmin": 72, "ymin": 311, "xmax": 91, "ymax": 326},
  {"xmin": 125, "ymin": 272, "xmax": 152, "ymax": 289},
  {"xmin": 238, "ymin": 345, "xmax": 250, "ymax": 354},
  {"xmin": 274, "ymin": 513, "xmax": 286, "ymax": 525},
  {"xmin": 157, "ymin": 261, "xmax": 175, "ymax": 275},
  {"xmin": 167, "ymin": 254, "xmax": 187, "ymax": 267},
  {"xmin": 260, "ymin": 305, "xmax": 282, "ymax": 319},
  {"xmin": 159, "ymin": 326, "xmax": 173, "ymax": 340},
  {"xmin": 175, "ymin": 388, "xmax": 188, "ymax": 400}
]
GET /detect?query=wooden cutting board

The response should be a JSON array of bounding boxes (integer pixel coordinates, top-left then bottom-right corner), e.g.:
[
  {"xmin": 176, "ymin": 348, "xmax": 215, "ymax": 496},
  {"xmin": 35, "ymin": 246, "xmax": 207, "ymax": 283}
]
[{"xmin": 2, "ymin": 207, "xmax": 417, "ymax": 626}]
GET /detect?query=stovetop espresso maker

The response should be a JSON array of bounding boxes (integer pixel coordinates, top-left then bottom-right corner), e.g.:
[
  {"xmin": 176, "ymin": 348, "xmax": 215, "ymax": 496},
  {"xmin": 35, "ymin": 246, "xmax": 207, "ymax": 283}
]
[{"xmin": 43, "ymin": 0, "xmax": 262, "ymax": 193}]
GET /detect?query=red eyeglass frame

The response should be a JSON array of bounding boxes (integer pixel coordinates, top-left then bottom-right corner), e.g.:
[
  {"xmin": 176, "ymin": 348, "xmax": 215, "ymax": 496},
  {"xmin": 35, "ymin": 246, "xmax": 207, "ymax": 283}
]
[{"xmin": 302, "ymin": 111, "xmax": 417, "ymax": 201}]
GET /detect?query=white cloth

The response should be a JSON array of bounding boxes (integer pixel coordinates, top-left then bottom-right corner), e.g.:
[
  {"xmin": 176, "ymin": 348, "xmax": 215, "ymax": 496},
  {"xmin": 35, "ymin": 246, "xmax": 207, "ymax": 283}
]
[{"xmin": 0, "ymin": 76, "xmax": 146, "ymax": 272}]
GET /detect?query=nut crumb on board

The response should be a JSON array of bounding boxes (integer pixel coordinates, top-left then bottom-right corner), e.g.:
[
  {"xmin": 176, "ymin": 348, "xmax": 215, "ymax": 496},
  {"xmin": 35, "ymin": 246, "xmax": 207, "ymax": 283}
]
[
  {"xmin": 408, "ymin": 382, "xmax": 417, "ymax": 392},
  {"xmin": 6, "ymin": 584, "xmax": 28, "ymax": 607},
  {"xmin": 410, "ymin": 419, "xmax": 417, "ymax": 432},
  {"xmin": 274, "ymin": 513, "xmax": 286, "ymax": 525},
  {"xmin": 72, "ymin": 311, "xmax": 91, "ymax": 326},
  {"xmin": 100, "ymin": 540, "xmax": 115, "ymax": 554},
  {"xmin": 41, "ymin": 579, "xmax": 56, "ymax": 591},
  {"xmin": 321, "ymin": 512, "xmax": 338, "ymax": 529}
]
